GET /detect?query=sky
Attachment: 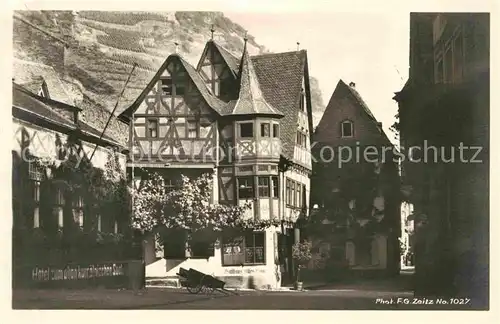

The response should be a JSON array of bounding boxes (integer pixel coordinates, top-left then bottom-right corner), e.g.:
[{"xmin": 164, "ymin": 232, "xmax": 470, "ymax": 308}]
[{"xmin": 225, "ymin": 12, "xmax": 410, "ymax": 143}]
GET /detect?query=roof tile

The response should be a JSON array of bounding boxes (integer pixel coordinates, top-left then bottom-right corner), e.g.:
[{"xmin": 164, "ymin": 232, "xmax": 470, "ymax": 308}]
[
  {"xmin": 251, "ymin": 50, "xmax": 307, "ymax": 158},
  {"xmin": 12, "ymin": 83, "xmax": 75, "ymax": 129},
  {"xmin": 13, "ymin": 59, "xmax": 73, "ymax": 105}
]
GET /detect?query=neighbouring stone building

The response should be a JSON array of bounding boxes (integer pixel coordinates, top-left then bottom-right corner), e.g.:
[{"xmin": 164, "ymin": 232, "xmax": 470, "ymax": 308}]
[
  {"xmin": 118, "ymin": 37, "xmax": 314, "ymax": 289},
  {"xmin": 393, "ymin": 13, "xmax": 489, "ymax": 307},
  {"xmin": 311, "ymin": 80, "xmax": 401, "ymax": 278}
]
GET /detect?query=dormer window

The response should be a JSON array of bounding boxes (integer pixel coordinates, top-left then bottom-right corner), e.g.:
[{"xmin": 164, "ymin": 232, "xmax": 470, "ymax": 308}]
[
  {"xmin": 341, "ymin": 120, "xmax": 353, "ymax": 138},
  {"xmin": 147, "ymin": 118, "xmax": 159, "ymax": 138},
  {"xmin": 240, "ymin": 123, "xmax": 253, "ymax": 138},
  {"xmin": 260, "ymin": 123, "xmax": 270, "ymax": 137}
]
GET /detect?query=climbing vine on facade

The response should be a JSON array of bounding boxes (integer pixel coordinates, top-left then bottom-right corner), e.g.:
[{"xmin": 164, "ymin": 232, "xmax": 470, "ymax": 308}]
[{"xmin": 130, "ymin": 171, "xmax": 296, "ymax": 245}]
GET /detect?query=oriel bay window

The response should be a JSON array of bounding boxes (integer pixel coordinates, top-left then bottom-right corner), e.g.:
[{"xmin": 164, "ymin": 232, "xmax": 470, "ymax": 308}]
[
  {"xmin": 222, "ymin": 232, "xmax": 266, "ymax": 266},
  {"xmin": 238, "ymin": 176, "xmax": 254, "ymax": 199}
]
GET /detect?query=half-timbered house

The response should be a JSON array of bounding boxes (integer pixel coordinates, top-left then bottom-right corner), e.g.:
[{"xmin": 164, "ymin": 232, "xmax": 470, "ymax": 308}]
[{"xmin": 119, "ymin": 37, "xmax": 314, "ymax": 289}]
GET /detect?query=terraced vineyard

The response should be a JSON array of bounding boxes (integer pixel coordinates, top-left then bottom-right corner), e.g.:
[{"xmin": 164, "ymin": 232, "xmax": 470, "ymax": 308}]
[
  {"xmin": 78, "ymin": 11, "xmax": 169, "ymax": 25},
  {"xmin": 13, "ymin": 10, "xmax": 325, "ymax": 117}
]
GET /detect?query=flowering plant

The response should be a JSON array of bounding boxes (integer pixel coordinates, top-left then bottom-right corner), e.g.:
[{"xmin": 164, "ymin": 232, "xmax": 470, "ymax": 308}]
[
  {"xmin": 130, "ymin": 172, "xmax": 251, "ymax": 236},
  {"xmin": 292, "ymin": 240, "xmax": 312, "ymax": 283}
]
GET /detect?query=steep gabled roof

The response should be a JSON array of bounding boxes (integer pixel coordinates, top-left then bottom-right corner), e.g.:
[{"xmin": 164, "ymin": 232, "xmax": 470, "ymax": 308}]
[
  {"xmin": 13, "ymin": 82, "xmax": 125, "ymax": 148},
  {"xmin": 225, "ymin": 45, "xmax": 283, "ymax": 117},
  {"xmin": 251, "ymin": 50, "xmax": 310, "ymax": 158},
  {"xmin": 212, "ymin": 42, "xmax": 240, "ymax": 77},
  {"xmin": 317, "ymin": 79, "xmax": 392, "ymax": 146},
  {"xmin": 119, "ymin": 54, "xmax": 226, "ymax": 120},
  {"xmin": 341, "ymin": 81, "xmax": 392, "ymax": 145},
  {"xmin": 12, "ymin": 83, "xmax": 75, "ymax": 129},
  {"xmin": 197, "ymin": 40, "xmax": 241, "ymax": 79},
  {"xmin": 118, "ymin": 43, "xmax": 312, "ymax": 160},
  {"xmin": 176, "ymin": 55, "xmax": 227, "ymax": 114}
]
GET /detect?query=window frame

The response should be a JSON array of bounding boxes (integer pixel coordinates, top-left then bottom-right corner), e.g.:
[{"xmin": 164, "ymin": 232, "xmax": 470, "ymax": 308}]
[
  {"xmin": 147, "ymin": 118, "xmax": 159, "ymax": 138},
  {"xmin": 260, "ymin": 122, "xmax": 271, "ymax": 138},
  {"xmin": 239, "ymin": 122, "xmax": 254, "ymax": 138},
  {"xmin": 272, "ymin": 124, "xmax": 279, "ymax": 138},
  {"xmin": 286, "ymin": 178, "xmax": 291, "ymax": 205},
  {"xmin": 302, "ymin": 184, "xmax": 307, "ymax": 209},
  {"xmin": 72, "ymin": 193, "xmax": 85, "ymax": 228},
  {"xmin": 271, "ymin": 176, "xmax": 279, "ymax": 198},
  {"xmin": 258, "ymin": 176, "xmax": 270, "ymax": 198},
  {"xmin": 164, "ymin": 178, "xmax": 177, "ymax": 193},
  {"xmin": 160, "ymin": 77, "xmax": 173, "ymax": 95},
  {"xmin": 341, "ymin": 120, "xmax": 354, "ymax": 138},
  {"xmin": 222, "ymin": 231, "xmax": 266, "ymax": 266},
  {"xmin": 187, "ymin": 118, "xmax": 200, "ymax": 139},
  {"xmin": 299, "ymin": 88, "xmax": 306, "ymax": 112},
  {"xmin": 296, "ymin": 183, "xmax": 302, "ymax": 208},
  {"xmin": 237, "ymin": 176, "xmax": 255, "ymax": 199}
]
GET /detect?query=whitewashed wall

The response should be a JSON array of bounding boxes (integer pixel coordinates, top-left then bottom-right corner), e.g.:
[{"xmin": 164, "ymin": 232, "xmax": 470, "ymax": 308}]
[{"xmin": 12, "ymin": 119, "xmax": 126, "ymax": 172}]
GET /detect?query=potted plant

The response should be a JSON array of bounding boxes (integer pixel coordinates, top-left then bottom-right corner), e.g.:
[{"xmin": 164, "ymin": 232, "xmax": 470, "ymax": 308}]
[{"xmin": 292, "ymin": 240, "xmax": 312, "ymax": 291}]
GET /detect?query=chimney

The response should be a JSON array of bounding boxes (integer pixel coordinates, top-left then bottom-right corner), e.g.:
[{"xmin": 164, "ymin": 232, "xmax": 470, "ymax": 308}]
[{"xmin": 349, "ymin": 82, "xmax": 356, "ymax": 88}]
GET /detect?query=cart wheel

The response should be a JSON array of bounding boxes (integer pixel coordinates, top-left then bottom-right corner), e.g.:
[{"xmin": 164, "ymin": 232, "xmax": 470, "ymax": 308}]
[
  {"xmin": 201, "ymin": 285, "xmax": 215, "ymax": 295},
  {"xmin": 186, "ymin": 280, "xmax": 203, "ymax": 294}
]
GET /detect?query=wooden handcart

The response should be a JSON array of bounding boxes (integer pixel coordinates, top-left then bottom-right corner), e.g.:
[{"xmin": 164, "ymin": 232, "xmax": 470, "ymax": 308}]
[{"xmin": 176, "ymin": 267, "xmax": 238, "ymax": 296}]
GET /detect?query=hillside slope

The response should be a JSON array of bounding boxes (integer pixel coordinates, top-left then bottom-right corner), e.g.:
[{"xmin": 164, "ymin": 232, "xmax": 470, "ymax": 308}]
[{"xmin": 13, "ymin": 11, "xmax": 325, "ymax": 123}]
